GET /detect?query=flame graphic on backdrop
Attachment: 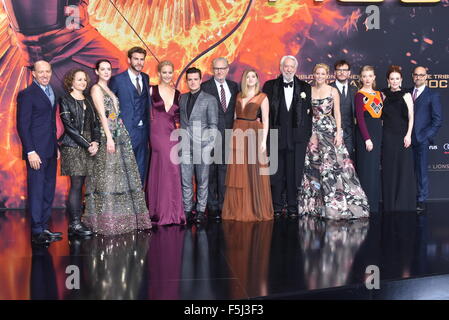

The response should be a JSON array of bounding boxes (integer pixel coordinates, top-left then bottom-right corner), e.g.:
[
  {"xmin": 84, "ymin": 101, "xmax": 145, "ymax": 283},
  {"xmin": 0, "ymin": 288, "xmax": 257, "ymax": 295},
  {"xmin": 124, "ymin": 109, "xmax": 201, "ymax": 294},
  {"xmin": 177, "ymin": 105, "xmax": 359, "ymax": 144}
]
[{"xmin": 0, "ymin": 0, "xmax": 357, "ymax": 208}]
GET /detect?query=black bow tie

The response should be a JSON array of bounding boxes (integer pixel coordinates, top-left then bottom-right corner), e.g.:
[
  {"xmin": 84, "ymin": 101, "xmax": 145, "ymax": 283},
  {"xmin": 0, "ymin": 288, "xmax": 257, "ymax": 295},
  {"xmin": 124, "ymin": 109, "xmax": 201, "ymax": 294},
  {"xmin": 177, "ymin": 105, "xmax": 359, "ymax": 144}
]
[{"xmin": 283, "ymin": 81, "xmax": 293, "ymax": 88}]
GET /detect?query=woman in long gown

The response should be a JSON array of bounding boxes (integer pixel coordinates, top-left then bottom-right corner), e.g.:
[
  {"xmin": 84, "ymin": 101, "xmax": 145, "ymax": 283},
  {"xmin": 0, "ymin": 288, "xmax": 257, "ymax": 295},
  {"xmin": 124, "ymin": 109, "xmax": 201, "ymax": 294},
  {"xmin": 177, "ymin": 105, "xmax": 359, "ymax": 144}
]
[
  {"xmin": 381, "ymin": 65, "xmax": 416, "ymax": 211},
  {"xmin": 83, "ymin": 59, "xmax": 152, "ymax": 235},
  {"xmin": 355, "ymin": 65, "xmax": 384, "ymax": 213},
  {"xmin": 146, "ymin": 61, "xmax": 185, "ymax": 225},
  {"xmin": 297, "ymin": 63, "xmax": 369, "ymax": 220},
  {"xmin": 222, "ymin": 69, "xmax": 273, "ymax": 221}
]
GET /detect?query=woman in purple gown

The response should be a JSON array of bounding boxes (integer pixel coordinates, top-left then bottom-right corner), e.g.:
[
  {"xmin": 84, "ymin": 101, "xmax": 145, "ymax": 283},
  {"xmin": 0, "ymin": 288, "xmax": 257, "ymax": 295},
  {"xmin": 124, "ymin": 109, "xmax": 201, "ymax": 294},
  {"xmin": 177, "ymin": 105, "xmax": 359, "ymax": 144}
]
[{"xmin": 146, "ymin": 61, "xmax": 185, "ymax": 225}]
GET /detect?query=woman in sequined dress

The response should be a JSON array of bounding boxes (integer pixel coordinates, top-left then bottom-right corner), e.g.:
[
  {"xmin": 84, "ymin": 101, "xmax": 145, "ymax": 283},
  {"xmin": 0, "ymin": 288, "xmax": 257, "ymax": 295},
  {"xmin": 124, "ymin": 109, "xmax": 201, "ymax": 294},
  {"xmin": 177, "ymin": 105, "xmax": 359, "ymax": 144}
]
[
  {"xmin": 297, "ymin": 63, "xmax": 369, "ymax": 220},
  {"xmin": 83, "ymin": 59, "xmax": 152, "ymax": 235}
]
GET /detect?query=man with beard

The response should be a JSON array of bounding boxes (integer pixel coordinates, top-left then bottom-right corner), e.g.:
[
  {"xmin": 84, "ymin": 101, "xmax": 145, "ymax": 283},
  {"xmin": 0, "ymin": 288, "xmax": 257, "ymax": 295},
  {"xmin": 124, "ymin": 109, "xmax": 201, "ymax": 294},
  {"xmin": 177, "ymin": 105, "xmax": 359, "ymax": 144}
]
[
  {"xmin": 263, "ymin": 56, "xmax": 312, "ymax": 218},
  {"xmin": 110, "ymin": 47, "xmax": 151, "ymax": 185}
]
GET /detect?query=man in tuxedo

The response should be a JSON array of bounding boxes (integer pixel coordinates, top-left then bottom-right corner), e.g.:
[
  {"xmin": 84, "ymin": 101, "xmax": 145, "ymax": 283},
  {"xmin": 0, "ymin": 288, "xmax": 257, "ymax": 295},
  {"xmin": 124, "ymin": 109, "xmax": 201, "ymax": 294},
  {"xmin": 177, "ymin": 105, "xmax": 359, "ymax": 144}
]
[
  {"xmin": 263, "ymin": 56, "xmax": 312, "ymax": 218},
  {"xmin": 110, "ymin": 47, "xmax": 151, "ymax": 185},
  {"xmin": 16, "ymin": 60, "xmax": 62, "ymax": 245},
  {"xmin": 201, "ymin": 57, "xmax": 239, "ymax": 220},
  {"xmin": 179, "ymin": 67, "xmax": 218, "ymax": 224},
  {"xmin": 411, "ymin": 66, "xmax": 443, "ymax": 212},
  {"xmin": 330, "ymin": 60, "xmax": 357, "ymax": 162}
]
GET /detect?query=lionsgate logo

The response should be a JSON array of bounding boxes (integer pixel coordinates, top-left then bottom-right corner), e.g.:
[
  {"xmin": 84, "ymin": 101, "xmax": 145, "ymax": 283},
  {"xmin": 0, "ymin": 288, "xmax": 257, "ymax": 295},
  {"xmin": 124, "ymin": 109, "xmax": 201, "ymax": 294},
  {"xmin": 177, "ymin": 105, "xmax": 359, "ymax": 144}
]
[{"xmin": 169, "ymin": 121, "xmax": 279, "ymax": 176}]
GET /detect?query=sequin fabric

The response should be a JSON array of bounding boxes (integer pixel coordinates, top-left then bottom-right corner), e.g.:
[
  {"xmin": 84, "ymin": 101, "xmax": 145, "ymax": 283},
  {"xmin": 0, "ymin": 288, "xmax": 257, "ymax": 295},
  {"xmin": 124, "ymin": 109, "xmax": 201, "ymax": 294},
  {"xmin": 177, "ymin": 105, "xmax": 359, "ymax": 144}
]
[{"xmin": 83, "ymin": 87, "xmax": 152, "ymax": 235}]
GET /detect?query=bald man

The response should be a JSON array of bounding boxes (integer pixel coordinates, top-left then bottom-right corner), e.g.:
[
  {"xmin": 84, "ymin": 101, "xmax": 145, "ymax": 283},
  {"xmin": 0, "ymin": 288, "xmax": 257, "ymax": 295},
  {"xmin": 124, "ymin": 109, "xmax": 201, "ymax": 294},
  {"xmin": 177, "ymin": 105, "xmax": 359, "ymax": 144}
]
[
  {"xmin": 410, "ymin": 66, "xmax": 443, "ymax": 212},
  {"xmin": 17, "ymin": 60, "xmax": 62, "ymax": 245}
]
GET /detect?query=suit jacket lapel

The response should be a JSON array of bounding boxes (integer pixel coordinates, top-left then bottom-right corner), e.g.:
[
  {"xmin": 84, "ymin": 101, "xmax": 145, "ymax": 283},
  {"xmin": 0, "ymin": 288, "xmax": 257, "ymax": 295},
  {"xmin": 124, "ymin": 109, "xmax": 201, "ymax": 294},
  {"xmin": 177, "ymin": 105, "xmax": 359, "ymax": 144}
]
[
  {"xmin": 32, "ymin": 82, "xmax": 52, "ymax": 108},
  {"xmin": 415, "ymin": 86, "xmax": 428, "ymax": 105}
]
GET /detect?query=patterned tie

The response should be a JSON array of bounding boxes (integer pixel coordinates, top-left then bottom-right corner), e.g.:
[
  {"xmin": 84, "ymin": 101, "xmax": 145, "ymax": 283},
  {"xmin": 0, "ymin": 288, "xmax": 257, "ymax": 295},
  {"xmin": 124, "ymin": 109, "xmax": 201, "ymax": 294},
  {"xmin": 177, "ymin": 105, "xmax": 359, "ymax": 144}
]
[
  {"xmin": 412, "ymin": 88, "xmax": 418, "ymax": 101},
  {"xmin": 136, "ymin": 76, "xmax": 142, "ymax": 95},
  {"xmin": 220, "ymin": 84, "xmax": 227, "ymax": 112}
]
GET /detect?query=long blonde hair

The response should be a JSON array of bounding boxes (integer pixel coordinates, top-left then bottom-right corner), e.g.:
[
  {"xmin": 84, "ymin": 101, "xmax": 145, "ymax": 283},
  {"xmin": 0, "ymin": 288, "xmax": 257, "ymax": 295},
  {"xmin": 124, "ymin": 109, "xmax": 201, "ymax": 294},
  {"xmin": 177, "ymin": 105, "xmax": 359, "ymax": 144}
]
[
  {"xmin": 359, "ymin": 65, "xmax": 377, "ymax": 90},
  {"xmin": 241, "ymin": 69, "xmax": 260, "ymax": 98}
]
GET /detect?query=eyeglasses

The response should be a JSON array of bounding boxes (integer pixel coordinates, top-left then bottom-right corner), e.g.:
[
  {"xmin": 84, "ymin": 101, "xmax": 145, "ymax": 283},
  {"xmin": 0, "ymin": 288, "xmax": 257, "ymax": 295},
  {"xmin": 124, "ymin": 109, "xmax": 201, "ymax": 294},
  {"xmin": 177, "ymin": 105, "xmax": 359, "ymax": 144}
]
[
  {"xmin": 413, "ymin": 73, "xmax": 426, "ymax": 78},
  {"xmin": 336, "ymin": 69, "xmax": 349, "ymax": 73},
  {"xmin": 213, "ymin": 67, "xmax": 228, "ymax": 71}
]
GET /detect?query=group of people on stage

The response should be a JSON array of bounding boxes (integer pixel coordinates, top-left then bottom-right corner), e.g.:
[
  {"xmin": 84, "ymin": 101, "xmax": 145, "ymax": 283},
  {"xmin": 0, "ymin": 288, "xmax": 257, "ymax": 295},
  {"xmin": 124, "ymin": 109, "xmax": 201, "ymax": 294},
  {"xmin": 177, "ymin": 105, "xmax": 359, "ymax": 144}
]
[{"xmin": 16, "ymin": 46, "xmax": 443, "ymax": 245}]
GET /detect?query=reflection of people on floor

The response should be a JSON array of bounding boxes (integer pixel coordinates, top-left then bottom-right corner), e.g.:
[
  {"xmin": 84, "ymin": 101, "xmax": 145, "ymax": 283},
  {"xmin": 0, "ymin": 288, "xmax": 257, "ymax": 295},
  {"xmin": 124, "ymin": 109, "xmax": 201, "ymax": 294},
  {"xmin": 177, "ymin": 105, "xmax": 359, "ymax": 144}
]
[
  {"xmin": 30, "ymin": 245, "xmax": 58, "ymax": 300},
  {"xmin": 76, "ymin": 232, "xmax": 150, "ymax": 299},
  {"xmin": 222, "ymin": 220, "xmax": 273, "ymax": 298},
  {"xmin": 180, "ymin": 226, "xmax": 214, "ymax": 299},
  {"xmin": 298, "ymin": 216, "xmax": 369, "ymax": 290},
  {"xmin": 147, "ymin": 226, "xmax": 185, "ymax": 299}
]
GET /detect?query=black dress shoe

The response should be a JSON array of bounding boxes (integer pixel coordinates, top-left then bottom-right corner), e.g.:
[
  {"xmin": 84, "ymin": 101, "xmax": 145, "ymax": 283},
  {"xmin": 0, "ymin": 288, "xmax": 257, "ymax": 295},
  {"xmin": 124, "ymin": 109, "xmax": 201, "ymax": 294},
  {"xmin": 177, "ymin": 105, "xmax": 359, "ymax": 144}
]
[
  {"xmin": 274, "ymin": 211, "xmax": 283, "ymax": 218},
  {"xmin": 32, "ymin": 233, "xmax": 52, "ymax": 245},
  {"xmin": 185, "ymin": 211, "xmax": 193, "ymax": 223},
  {"xmin": 208, "ymin": 209, "xmax": 221, "ymax": 220},
  {"xmin": 416, "ymin": 202, "xmax": 426, "ymax": 212},
  {"xmin": 287, "ymin": 211, "xmax": 299, "ymax": 218},
  {"xmin": 43, "ymin": 229, "xmax": 63, "ymax": 238},
  {"xmin": 68, "ymin": 223, "xmax": 93, "ymax": 237},
  {"xmin": 195, "ymin": 212, "xmax": 206, "ymax": 224}
]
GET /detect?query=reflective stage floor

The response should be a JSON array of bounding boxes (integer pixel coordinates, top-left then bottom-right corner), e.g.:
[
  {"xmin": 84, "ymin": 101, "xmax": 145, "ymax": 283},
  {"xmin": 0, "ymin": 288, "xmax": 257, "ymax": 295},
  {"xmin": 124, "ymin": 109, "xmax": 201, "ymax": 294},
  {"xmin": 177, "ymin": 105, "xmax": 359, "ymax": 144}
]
[{"xmin": 1, "ymin": 202, "xmax": 449, "ymax": 300}]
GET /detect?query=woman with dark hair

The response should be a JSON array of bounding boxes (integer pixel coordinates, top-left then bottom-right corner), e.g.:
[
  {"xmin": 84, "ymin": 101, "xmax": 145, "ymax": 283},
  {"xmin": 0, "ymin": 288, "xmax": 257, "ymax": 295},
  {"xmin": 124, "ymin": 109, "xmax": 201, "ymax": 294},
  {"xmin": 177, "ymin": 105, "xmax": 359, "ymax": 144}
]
[
  {"xmin": 381, "ymin": 65, "xmax": 416, "ymax": 211},
  {"xmin": 355, "ymin": 66, "xmax": 383, "ymax": 213},
  {"xmin": 59, "ymin": 69, "xmax": 99, "ymax": 237},
  {"xmin": 83, "ymin": 59, "xmax": 152, "ymax": 235}
]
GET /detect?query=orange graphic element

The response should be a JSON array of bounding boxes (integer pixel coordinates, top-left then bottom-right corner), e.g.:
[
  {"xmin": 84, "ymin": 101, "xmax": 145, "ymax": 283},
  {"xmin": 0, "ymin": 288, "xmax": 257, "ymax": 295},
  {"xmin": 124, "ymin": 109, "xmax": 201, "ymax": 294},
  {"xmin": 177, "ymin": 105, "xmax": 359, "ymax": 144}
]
[{"xmin": 0, "ymin": 0, "xmax": 356, "ymax": 207}]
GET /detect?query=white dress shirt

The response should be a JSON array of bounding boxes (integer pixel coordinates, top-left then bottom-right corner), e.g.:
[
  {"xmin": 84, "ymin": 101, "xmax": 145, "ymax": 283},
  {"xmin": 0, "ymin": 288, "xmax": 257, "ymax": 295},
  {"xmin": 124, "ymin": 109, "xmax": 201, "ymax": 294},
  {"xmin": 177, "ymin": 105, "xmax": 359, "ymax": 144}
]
[
  {"xmin": 128, "ymin": 69, "xmax": 143, "ymax": 93},
  {"xmin": 335, "ymin": 80, "xmax": 348, "ymax": 96},
  {"xmin": 214, "ymin": 79, "xmax": 231, "ymax": 108},
  {"xmin": 283, "ymin": 78, "xmax": 294, "ymax": 111},
  {"xmin": 413, "ymin": 85, "xmax": 426, "ymax": 100}
]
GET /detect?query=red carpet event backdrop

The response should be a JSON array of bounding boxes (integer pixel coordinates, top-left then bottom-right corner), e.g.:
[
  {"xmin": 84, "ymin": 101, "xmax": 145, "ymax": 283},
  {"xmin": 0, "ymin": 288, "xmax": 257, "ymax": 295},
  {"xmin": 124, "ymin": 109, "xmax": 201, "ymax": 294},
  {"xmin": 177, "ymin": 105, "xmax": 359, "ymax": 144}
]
[{"xmin": 0, "ymin": 0, "xmax": 447, "ymax": 208}]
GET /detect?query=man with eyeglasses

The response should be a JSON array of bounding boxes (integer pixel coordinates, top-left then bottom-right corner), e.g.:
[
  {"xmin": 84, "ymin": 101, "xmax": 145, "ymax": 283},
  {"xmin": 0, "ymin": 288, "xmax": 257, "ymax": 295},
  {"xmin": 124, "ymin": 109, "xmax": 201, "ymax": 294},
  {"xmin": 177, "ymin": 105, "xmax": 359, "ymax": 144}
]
[
  {"xmin": 410, "ymin": 66, "xmax": 442, "ymax": 212},
  {"xmin": 330, "ymin": 60, "xmax": 358, "ymax": 163},
  {"xmin": 201, "ymin": 57, "xmax": 239, "ymax": 220}
]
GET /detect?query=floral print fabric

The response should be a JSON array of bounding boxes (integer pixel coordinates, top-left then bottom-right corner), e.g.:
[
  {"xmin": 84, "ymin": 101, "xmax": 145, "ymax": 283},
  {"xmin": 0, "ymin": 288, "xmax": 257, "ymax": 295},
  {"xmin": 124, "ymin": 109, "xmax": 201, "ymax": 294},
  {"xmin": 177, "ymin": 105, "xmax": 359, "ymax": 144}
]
[{"xmin": 297, "ymin": 95, "xmax": 370, "ymax": 220}]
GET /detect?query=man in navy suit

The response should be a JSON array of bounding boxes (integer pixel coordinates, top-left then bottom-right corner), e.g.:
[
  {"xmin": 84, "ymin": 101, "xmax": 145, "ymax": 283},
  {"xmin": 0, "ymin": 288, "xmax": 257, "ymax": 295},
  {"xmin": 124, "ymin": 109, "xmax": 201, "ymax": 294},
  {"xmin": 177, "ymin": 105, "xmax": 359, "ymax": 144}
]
[
  {"xmin": 17, "ymin": 60, "xmax": 62, "ymax": 245},
  {"xmin": 411, "ymin": 66, "xmax": 443, "ymax": 212},
  {"xmin": 110, "ymin": 47, "xmax": 151, "ymax": 185}
]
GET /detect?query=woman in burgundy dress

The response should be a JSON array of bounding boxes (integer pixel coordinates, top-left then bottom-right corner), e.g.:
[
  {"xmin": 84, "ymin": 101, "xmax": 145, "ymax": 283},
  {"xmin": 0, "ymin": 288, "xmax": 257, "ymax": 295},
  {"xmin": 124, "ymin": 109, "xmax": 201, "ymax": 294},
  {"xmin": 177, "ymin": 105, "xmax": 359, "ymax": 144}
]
[{"xmin": 146, "ymin": 61, "xmax": 185, "ymax": 225}]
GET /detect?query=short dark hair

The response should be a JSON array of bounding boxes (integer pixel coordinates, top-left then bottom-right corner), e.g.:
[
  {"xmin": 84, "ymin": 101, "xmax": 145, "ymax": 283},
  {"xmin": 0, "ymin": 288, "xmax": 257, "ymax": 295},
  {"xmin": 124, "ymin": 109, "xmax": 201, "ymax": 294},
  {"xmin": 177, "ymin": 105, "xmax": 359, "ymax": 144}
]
[
  {"xmin": 63, "ymin": 69, "xmax": 90, "ymax": 93},
  {"xmin": 186, "ymin": 67, "xmax": 202, "ymax": 79},
  {"xmin": 95, "ymin": 59, "xmax": 111, "ymax": 70},
  {"xmin": 334, "ymin": 60, "xmax": 351, "ymax": 71},
  {"xmin": 128, "ymin": 46, "xmax": 147, "ymax": 59}
]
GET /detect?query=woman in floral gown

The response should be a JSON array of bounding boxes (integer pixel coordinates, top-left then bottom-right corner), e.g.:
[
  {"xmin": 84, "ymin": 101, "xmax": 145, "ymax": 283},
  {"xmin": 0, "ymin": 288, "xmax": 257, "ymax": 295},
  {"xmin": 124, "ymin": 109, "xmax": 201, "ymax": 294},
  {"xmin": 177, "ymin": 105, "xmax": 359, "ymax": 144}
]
[
  {"xmin": 83, "ymin": 59, "xmax": 152, "ymax": 235},
  {"xmin": 297, "ymin": 63, "xmax": 369, "ymax": 220}
]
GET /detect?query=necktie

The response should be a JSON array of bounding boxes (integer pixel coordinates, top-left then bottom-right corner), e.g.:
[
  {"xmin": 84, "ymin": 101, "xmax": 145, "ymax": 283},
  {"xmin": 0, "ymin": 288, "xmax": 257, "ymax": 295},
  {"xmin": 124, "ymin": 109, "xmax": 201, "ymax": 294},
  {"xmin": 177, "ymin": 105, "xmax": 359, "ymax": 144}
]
[
  {"xmin": 136, "ymin": 76, "xmax": 142, "ymax": 95},
  {"xmin": 412, "ymin": 88, "xmax": 418, "ymax": 101},
  {"xmin": 220, "ymin": 84, "xmax": 227, "ymax": 112},
  {"xmin": 342, "ymin": 85, "xmax": 346, "ymax": 98},
  {"xmin": 283, "ymin": 82, "xmax": 293, "ymax": 88},
  {"xmin": 45, "ymin": 86, "xmax": 51, "ymax": 97}
]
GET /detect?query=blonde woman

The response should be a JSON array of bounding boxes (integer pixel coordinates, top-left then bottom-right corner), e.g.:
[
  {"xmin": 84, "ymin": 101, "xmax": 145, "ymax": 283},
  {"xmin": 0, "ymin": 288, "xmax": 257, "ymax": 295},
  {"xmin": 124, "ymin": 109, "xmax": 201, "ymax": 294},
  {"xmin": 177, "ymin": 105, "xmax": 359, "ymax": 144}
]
[
  {"xmin": 222, "ymin": 69, "xmax": 273, "ymax": 221},
  {"xmin": 297, "ymin": 63, "xmax": 369, "ymax": 220}
]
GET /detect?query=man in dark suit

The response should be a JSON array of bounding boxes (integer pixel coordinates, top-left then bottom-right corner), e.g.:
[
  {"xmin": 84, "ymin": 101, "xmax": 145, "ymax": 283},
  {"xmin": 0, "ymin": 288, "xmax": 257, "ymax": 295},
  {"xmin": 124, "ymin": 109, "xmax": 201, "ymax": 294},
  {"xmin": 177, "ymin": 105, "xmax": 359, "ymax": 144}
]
[
  {"xmin": 201, "ymin": 57, "xmax": 239, "ymax": 220},
  {"xmin": 263, "ymin": 56, "xmax": 312, "ymax": 218},
  {"xmin": 411, "ymin": 66, "xmax": 443, "ymax": 212},
  {"xmin": 330, "ymin": 60, "xmax": 358, "ymax": 162},
  {"xmin": 16, "ymin": 60, "xmax": 62, "ymax": 245},
  {"xmin": 110, "ymin": 47, "xmax": 151, "ymax": 185}
]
